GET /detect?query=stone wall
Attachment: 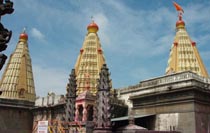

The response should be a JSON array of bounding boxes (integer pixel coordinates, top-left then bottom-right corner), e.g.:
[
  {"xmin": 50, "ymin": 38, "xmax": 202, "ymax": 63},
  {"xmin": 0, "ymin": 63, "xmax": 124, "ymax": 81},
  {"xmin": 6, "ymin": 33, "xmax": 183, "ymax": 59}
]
[
  {"xmin": 118, "ymin": 71, "xmax": 210, "ymax": 110},
  {"xmin": 35, "ymin": 92, "xmax": 65, "ymax": 107},
  {"xmin": 0, "ymin": 106, "xmax": 33, "ymax": 133},
  {"xmin": 155, "ymin": 113, "xmax": 179, "ymax": 131},
  {"xmin": 32, "ymin": 93, "xmax": 66, "ymax": 132},
  {"xmin": 194, "ymin": 103, "xmax": 210, "ymax": 133},
  {"xmin": 155, "ymin": 112, "xmax": 196, "ymax": 133},
  {"xmin": 32, "ymin": 104, "xmax": 65, "ymax": 132},
  {"xmin": 118, "ymin": 89, "xmax": 134, "ymax": 108},
  {"xmin": 118, "ymin": 71, "xmax": 210, "ymax": 133}
]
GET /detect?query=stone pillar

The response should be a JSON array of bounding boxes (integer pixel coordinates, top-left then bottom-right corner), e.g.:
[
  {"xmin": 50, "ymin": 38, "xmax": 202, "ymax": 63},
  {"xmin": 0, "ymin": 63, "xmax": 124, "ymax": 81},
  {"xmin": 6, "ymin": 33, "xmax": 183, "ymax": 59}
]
[
  {"xmin": 75, "ymin": 105, "xmax": 79, "ymax": 122},
  {"xmin": 47, "ymin": 110, "xmax": 51, "ymax": 121},
  {"xmin": 82, "ymin": 104, "xmax": 87, "ymax": 122},
  {"xmin": 94, "ymin": 64, "xmax": 112, "ymax": 133},
  {"xmin": 65, "ymin": 69, "xmax": 77, "ymax": 122}
]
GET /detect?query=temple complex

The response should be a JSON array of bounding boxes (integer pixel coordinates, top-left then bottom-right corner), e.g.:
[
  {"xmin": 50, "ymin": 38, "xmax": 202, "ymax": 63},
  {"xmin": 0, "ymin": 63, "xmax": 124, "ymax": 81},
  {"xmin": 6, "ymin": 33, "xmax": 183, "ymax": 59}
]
[
  {"xmin": 32, "ymin": 21, "xmax": 127, "ymax": 133},
  {"xmin": 0, "ymin": 2, "xmax": 209, "ymax": 133},
  {"xmin": 118, "ymin": 3, "xmax": 210, "ymax": 133}
]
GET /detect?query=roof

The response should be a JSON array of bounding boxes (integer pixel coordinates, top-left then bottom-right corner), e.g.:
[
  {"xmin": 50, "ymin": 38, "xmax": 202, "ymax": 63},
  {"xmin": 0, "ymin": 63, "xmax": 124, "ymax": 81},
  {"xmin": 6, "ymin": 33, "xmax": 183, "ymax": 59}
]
[{"xmin": 111, "ymin": 114, "xmax": 155, "ymax": 122}]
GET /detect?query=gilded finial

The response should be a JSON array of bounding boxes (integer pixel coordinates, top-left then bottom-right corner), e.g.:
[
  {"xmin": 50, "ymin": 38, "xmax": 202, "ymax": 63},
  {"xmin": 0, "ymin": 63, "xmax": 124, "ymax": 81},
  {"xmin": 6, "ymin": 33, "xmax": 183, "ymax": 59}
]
[
  {"xmin": 87, "ymin": 16, "xmax": 99, "ymax": 33},
  {"xmin": 19, "ymin": 27, "xmax": 28, "ymax": 41},
  {"xmin": 23, "ymin": 27, "xmax": 27, "ymax": 33},
  {"xmin": 91, "ymin": 16, "xmax": 94, "ymax": 23}
]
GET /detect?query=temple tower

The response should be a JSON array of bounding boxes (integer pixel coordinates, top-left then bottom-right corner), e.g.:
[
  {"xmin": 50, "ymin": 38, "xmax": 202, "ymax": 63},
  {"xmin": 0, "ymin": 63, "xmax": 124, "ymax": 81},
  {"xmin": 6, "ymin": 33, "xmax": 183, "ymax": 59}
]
[
  {"xmin": 74, "ymin": 20, "xmax": 106, "ymax": 95},
  {"xmin": 165, "ymin": 5, "xmax": 208, "ymax": 77},
  {"xmin": 94, "ymin": 64, "xmax": 112, "ymax": 133},
  {"xmin": 0, "ymin": 30, "xmax": 36, "ymax": 102},
  {"xmin": 65, "ymin": 69, "xmax": 77, "ymax": 122}
]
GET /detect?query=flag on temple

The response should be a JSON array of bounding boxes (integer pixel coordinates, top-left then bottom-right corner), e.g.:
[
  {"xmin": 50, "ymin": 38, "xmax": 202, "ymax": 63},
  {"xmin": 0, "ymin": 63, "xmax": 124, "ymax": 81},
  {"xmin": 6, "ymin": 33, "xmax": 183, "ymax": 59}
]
[{"xmin": 173, "ymin": 1, "xmax": 184, "ymax": 13}]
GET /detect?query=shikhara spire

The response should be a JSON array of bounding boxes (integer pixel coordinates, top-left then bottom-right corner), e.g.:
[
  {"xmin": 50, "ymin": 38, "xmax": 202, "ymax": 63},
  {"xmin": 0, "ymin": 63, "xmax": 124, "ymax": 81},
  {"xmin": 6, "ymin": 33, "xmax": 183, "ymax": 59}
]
[
  {"xmin": 94, "ymin": 64, "xmax": 112, "ymax": 132},
  {"xmin": 165, "ymin": 2, "xmax": 208, "ymax": 77},
  {"xmin": 74, "ymin": 20, "xmax": 107, "ymax": 95},
  {"xmin": 0, "ymin": 30, "xmax": 36, "ymax": 102},
  {"xmin": 65, "ymin": 69, "xmax": 77, "ymax": 122}
]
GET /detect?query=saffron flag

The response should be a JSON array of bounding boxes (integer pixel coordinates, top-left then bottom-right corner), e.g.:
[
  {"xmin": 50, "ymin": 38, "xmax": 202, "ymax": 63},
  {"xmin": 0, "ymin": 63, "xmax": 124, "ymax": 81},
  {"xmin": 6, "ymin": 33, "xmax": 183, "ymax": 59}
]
[{"xmin": 173, "ymin": 1, "xmax": 184, "ymax": 13}]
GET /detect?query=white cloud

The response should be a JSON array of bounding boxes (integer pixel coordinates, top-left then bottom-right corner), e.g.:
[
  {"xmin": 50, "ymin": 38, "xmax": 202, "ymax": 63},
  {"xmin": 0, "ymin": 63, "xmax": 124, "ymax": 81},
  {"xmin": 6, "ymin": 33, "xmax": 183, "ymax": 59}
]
[
  {"xmin": 94, "ymin": 13, "xmax": 109, "ymax": 28},
  {"xmin": 33, "ymin": 65, "xmax": 68, "ymax": 97},
  {"xmin": 101, "ymin": 6, "xmax": 175, "ymax": 58},
  {"xmin": 30, "ymin": 28, "xmax": 45, "ymax": 41},
  {"xmin": 94, "ymin": 13, "xmax": 110, "ymax": 46}
]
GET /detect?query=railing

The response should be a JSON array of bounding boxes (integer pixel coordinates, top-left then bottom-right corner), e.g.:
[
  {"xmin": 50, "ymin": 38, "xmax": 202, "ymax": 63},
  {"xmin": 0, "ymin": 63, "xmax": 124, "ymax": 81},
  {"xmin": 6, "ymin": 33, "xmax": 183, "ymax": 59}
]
[{"xmin": 119, "ymin": 71, "xmax": 210, "ymax": 93}]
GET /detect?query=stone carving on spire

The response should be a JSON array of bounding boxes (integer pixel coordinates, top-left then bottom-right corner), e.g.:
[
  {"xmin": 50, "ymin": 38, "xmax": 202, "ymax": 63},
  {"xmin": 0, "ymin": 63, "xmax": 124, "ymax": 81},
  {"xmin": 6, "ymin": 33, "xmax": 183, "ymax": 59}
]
[
  {"xmin": 0, "ymin": 0, "xmax": 14, "ymax": 16},
  {"xmin": 94, "ymin": 64, "xmax": 112, "ymax": 133},
  {"xmin": 65, "ymin": 69, "xmax": 77, "ymax": 122},
  {"xmin": 0, "ymin": 0, "xmax": 14, "ymax": 70}
]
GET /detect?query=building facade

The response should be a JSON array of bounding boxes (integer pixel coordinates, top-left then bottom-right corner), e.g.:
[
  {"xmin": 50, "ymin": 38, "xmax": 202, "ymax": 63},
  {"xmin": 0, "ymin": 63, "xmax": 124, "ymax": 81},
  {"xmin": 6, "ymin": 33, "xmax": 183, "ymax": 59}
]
[{"xmin": 0, "ymin": 30, "xmax": 36, "ymax": 133}]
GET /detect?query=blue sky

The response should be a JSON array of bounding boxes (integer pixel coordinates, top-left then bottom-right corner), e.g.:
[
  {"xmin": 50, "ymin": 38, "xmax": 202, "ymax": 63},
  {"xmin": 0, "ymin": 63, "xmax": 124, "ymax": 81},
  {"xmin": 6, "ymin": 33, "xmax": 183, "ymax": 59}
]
[{"xmin": 0, "ymin": 0, "xmax": 210, "ymax": 97}]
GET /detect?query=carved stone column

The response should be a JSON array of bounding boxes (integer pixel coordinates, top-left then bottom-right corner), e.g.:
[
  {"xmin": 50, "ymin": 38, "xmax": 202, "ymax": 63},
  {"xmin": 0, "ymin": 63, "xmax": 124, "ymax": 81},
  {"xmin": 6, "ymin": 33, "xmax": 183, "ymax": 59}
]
[
  {"xmin": 74, "ymin": 105, "xmax": 79, "ymax": 122},
  {"xmin": 94, "ymin": 64, "xmax": 112, "ymax": 133},
  {"xmin": 82, "ymin": 104, "xmax": 87, "ymax": 122},
  {"xmin": 65, "ymin": 69, "xmax": 77, "ymax": 122}
]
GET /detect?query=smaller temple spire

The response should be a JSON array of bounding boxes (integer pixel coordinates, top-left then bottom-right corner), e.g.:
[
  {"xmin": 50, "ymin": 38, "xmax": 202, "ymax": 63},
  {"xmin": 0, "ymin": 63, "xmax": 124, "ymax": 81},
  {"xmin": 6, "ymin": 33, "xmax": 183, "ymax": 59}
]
[
  {"xmin": 74, "ymin": 20, "xmax": 107, "ymax": 95},
  {"xmin": 0, "ymin": 29, "xmax": 36, "ymax": 102},
  {"xmin": 65, "ymin": 69, "xmax": 77, "ymax": 122},
  {"xmin": 94, "ymin": 64, "xmax": 112, "ymax": 133},
  {"xmin": 165, "ymin": 2, "xmax": 208, "ymax": 77}
]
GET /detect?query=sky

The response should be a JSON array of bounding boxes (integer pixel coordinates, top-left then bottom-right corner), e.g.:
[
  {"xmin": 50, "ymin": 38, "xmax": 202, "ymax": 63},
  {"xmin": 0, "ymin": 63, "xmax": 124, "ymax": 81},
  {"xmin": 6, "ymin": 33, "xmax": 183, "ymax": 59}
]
[{"xmin": 0, "ymin": 0, "xmax": 210, "ymax": 97}]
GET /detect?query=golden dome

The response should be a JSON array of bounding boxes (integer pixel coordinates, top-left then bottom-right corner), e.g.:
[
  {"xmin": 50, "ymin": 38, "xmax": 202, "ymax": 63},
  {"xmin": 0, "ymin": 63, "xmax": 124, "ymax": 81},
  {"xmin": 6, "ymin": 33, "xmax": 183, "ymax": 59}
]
[
  {"xmin": 176, "ymin": 16, "xmax": 185, "ymax": 29},
  {"xmin": 19, "ymin": 32, "xmax": 28, "ymax": 41},
  {"xmin": 87, "ymin": 21, "xmax": 99, "ymax": 33}
]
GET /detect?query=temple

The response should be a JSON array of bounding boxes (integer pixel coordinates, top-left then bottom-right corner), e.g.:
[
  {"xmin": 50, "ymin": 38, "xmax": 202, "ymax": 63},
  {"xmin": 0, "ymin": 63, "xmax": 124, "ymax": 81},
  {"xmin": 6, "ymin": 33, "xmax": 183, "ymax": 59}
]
[
  {"xmin": 0, "ymin": 30, "xmax": 35, "ymax": 133},
  {"xmin": 0, "ymin": 2, "xmax": 210, "ymax": 133},
  {"xmin": 75, "ymin": 20, "xmax": 106, "ymax": 95},
  {"xmin": 0, "ymin": 29, "xmax": 36, "ymax": 102},
  {"xmin": 32, "ymin": 21, "xmax": 127, "ymax": 133},
  {"xmin": 118, "ymin": 3, "xmax": 210, "ymax": 133},
  {"xmin": 165, "ymin": 5, "xmax": 208, "ymax": 77}
]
